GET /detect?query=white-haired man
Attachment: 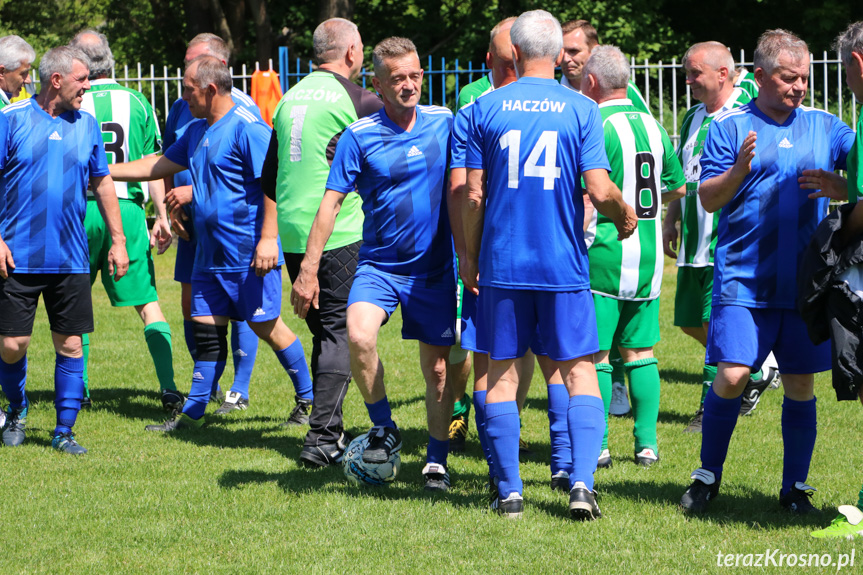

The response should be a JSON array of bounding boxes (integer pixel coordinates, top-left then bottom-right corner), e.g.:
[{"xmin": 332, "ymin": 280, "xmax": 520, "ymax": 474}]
[{"xmin": 0, "ymin": 35, "xmax": 34, "ymax": 108}]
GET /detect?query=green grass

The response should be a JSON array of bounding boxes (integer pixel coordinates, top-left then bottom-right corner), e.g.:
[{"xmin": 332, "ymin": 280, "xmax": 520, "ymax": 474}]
[{"xmin": 2, "ymin": 250, "xmax": 862, "ymax": 574}]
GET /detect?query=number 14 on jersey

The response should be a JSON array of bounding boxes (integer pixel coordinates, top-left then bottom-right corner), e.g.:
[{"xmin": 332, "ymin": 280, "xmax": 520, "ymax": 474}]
[{"xmin": 499, "ymin": 130, "xmax": 561, "ymax": 190}]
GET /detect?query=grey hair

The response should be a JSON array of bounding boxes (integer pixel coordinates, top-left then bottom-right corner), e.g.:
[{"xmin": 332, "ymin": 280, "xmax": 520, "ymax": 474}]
[
  {"xmin": 187, "ymin": 55, "xmax": 232, "ymax": 94},
  {"xmin": 753, "ymin": 29, "xmax": 808, "ymax": 73},
  {"xmin": 0, "ymin": 35, "xmax": 35, "ymax": 72},
  {"xmin": 683, "ymin": 41, "xmax": 734, "ymax": 73},
  {"xmin": 70, "ymin": 29, "xmax": 114, "ymax": 80},
  {"xmin": 583, "ymin": 45, "xmax": 631, "ymax": 96},
  {"xmin": 313, "ymin": 18, "xmax": 359, "ymax": 66},
  {"xmin": 510, "ymin": 10, "xmax": 562, "ymax": 63},
  {"xmin": 188, "ymin": 33, "xmax": 231, "ymax": 63},
  {"xmin": 372, "ymin": 37, "xmax": 417, "ymax": 79},
  {"xmin": 39, "ymin": 45, "xmax": 89, "ymax": 83},
  {"xmin": 489, "ymin": 17, "xmax": 517, "ymax": 49},
  {"xmin": 835, "ymin": 21, "xmax": 863, "ymax": 67}
]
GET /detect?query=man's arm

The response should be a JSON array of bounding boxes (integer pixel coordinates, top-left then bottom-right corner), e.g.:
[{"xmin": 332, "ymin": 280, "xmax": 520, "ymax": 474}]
[
  {"xmin": 291, "ymin": 189, "xmax": 345, "ymax": 319},
  {"xmin": 663, "ymin": 186, "xmax": 686, "ymax": 203},
  {"xmin": 146, "ymin": 167, "xmax": 172, "ymax": 255},
  {"xmin": 90, "ymin": 174, "xmax": 129, "ymax": 280},
  {"xmin": 798, "ymin": 168, "xmax": 848, "ymax": 201},
  {"xmin": 583, "ymin": 169, "xmax": 637, "ymax": 240},
  {"xmin": 662, "ymin": 198, "xmax": 682, "ymax": 258},
  {"xmin": 110, "ymin": 154, "xmax": 184, "ymax": 183},
  {"xmin": 462, "ymin": 167, "xmax": 487, "ymax": 295},
  {"xmin": 448, "ymin": 167, "xmax": 468, "ymax": 261},
  {"xmin": 699, "ymin": 130, "xmax": 756, "ymax": 213},
  {"xmin": 253, "ymin": 192, "xmax": 280, "ymax": 276},
  {"xmin": 0, "ymin": 233, "xmax": 15, "ymax": 279},
  {"xmin": 261, "ymin": 130, "xmax": 279, "ymax": 202}
]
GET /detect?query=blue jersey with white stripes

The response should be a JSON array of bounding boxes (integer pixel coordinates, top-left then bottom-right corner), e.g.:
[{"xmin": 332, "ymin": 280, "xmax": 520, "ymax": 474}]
[
  {"xmin": 701, "ymin": 102, "xmax": 854, "ymax": 308},
  {"xmin": 464, "ymin": 76, "xmax": 610, "ymax": 291},
  {"xmin": 326, "ymin": 104, "xmax": 453, "ymax": 277},
  {"xmin": 164, "ymin": 104, "xmax": 278, "ymax": 273},
  {"xmin": 1, "ymin": 99, "xmax": 109, "ymax": 273}
]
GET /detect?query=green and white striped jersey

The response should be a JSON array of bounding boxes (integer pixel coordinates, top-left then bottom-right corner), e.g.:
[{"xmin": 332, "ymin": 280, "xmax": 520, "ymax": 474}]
[
  {"xmin": 586, "ymin": 99, "xmax": 685, "ymax": 300},
  {"xmin": 734, "ymin": 70, "xmax": 759, "ymax": 101},
  {"xmin": 81, "ymin": 79, "xmax": 161, "ymax": 205},
  {"xmin": 847, "ymin": 114, "xmax": 863, "ymax": 203},
  {"xmin": 675, "ymin": 88, "xmax": 751, "ymax": 267}
]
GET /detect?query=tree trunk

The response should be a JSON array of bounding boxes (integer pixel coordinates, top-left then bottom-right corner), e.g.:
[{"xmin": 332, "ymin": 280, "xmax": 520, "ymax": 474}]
[
  {"xmin": 247, "ymin": 0, "xmax": 273, "ymax": 68},
  {"xmin": 317, "ymin": 0, "xmax": 354, "ymax": 22}
]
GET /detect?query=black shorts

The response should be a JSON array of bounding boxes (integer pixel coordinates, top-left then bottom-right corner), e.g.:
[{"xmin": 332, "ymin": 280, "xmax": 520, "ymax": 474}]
[{"xmin": 0, "ymin": 273, "xmax": 94, "ymax": 336}]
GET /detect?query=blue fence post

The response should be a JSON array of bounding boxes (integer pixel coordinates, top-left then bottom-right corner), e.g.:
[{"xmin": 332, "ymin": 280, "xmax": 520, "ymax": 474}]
[{"xmin": 279, "ymin": 46, "xmax": 289, "ymax": 93}]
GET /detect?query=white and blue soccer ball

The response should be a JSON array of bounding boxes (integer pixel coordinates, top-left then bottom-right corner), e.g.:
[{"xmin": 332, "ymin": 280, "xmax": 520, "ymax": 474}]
[{"xmin": 342, "ymin": 432, "xmax": 401, "ymax": 486}]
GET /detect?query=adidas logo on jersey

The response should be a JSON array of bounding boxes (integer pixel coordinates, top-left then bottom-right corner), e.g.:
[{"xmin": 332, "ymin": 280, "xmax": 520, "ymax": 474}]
[
  {"xmin": 779, "ymin": 137, "xmax": 793, "ymax": 149},
  {"xmin": 252, "ymin": 307, "xmax": 266, "ymax": 317},
  {"xmin": 203, "ymin": 138, "xmax": 210, "ymax": 147},
  {"xmin": 407, "ymin": 145, "xmax": 423, "ymax": 157},
  {"xmin": 49, "ymin": 131, "xmax": 62, "ymax": 141},
  {"xmin": 441, "ymin": 327, "xmax": 454, "ymax": 339}
]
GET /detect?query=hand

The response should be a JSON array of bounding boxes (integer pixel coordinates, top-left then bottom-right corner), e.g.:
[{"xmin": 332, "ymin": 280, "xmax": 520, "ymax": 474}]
[
  {"xmin": 616, "ymin": 203, "xmax": 638, "ymax": 240},
  {"xmin": 662, "ymin": 223, "xmax": 678, "ymax": 258},
  {"xmin": 252, "ymin": 237, "xmax": 279, "ymax": 277},
  {"xmin": 166, "ymin": 185, "xmax": 193, "ymax": 214},
  {"xmin": 107, "ymin": 243, "xmax": 130, "ymax": 281},
  {"xmin": 731, "ymin": 131, "xmax": 757, "ymax": 178},
  {"xmin": 150, "ymin": 216, "xmax": 173, "ymax": 255},
  {"xmin": 170, "ymin": 206, "xmax": 190, "ymax": 241},
  {"xmin": 799, "ymin": 168, "xmax": 848, "ymax": 201},
  {"xmin": 459, "ymin": 256, "xmax": 479, "ymax": 296},
  {"xmin": 291, "ymin": 266, "xmax": 320, "ymax": 319},
  {"xmin": 0, "ymin": 239, "xmax": 15, "ymax": 279}
]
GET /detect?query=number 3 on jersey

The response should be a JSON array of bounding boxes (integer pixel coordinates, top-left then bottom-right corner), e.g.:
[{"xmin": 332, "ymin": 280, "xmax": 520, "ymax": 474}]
[{"xmin": 499, "ymin": 130, "xmax": 561, "ymax": 190}]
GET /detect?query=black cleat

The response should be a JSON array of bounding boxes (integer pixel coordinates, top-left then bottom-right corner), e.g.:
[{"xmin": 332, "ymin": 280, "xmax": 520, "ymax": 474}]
[
  {"xmin": 569, "ymin": 482, "xmax": 602, "ymax": 521},
  {"xmin": 491, "ymin": 492, "xmax": 524, "ymax": 518},
  {"xmin": 161, "ymin": 389, "xmax": 185, "ymax": 412},
  {"xmin": 281, "ymin": 396, "xmax": 312, "ymax": 426},
  {"xmin": 299, "ymin": 432, "xmax": 352, "ymax": 468},
  {"xmin": 739, "ymin": 367, "xmax": 778, "ymax": 416},
  {"xmin": 683, "ymin": 407, "xmax": 704, "ymax": 433},
  {"xmin": 680, "ymin": 468, "xmax": 720, "ymax": 513},
  {"xmin": 145, "ymin": 410, "xmax": 205, "ymax": 432},
  {"xmin": 210, "ymin": 388, "xmax": 226, "ymax": 405},
  {"xmin": 551, "ymin": 471, "xmax": 570, "ymax": 492},
  {"xmin": 518, "ymin": 437, "xmax": 534, "ymax": 461},
  {"xmin": 597, "ymin": 448, "xmax": 612, "ymax": 469},
  {"xmin": 422, "ymin": 462, "xmax": 451, "ymax": 492},
  {"xmin": 448, "ymin": 415, "xmax": 468, "ymax": 453},
  {"xmin": 80, "ymin": 396, "xmax": 92, "ymax": 409},
  {"xmin": 362, "ymin": 425, "xmax": 402, "ymax": 464},
  {"xmin": 635, "ymin": 448, "xmax": 659, "ymax": 467},
  {"xmin": 2, "ymin": 406, "xmax": 27, "ymax": 447},
  {"xmin": 213, "ymin": 391, "xmax": 248, "ymax": 415},
  {"xmin": 780, "ymin": 482, "xmax": 820, "ymax": 514},
  {"xmin": 52, "ymin": 432, "xmax": 87, "ymax": 455}
]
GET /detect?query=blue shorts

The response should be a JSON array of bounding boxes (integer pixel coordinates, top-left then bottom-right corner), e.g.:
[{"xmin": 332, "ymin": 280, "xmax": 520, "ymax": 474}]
[
  {"xmin": 461, "ymin": 289, "xmax": 547, "ymax": 356},
  {"xmin": 191, "ymin": 268, "xmax": 282, "ymax": 323},
  {"xmin": 706, "ymin": 305, "xmax": 831, "ymax": 374},
  {"xmin": 174, "ymin": 236, "xmax": 196, "ymax": 284},
  {"xmin": 476, "ymin": 287, "xmax": 598, "ymax": 361},
  {"xmin": 348, "ymin": 265, "xmax": 456, "ymax": 346}
]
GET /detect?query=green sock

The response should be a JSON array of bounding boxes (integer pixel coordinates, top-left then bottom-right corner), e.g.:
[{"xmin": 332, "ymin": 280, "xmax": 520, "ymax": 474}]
[
  {"xmin": 857, "ymin": 482, "xmax": 863, "ymax": 512},
  {"xmin": 701, "ymin": 364, "xmax": 717, "ymax": 405},
  {"xmin": 452, "ymin": 393, "xmax": 471, "ymax": 418},
  {"xmin": 596, "ymin": 362, "xmax": 613, "ymax": 450},
  {"xmin": 144, "ymin": 321, "xmax": 176, "ymax": 391},
  {"xmin": 751, "ymin": 368, "xmax": 763, "ymax": 381},
  {"xmin": 626, "ymin": 358, "xmax": 660, "ymax": 453},
  {"xmin": 82, "ymin": 333, "xmax": 90, "ymax": 398}
]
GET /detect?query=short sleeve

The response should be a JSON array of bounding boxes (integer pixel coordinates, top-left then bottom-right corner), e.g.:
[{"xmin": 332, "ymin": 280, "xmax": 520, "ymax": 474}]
[
  {"xmin": 164, "ymin": 123, "xmax": 193, "ymax": 169},
  {"xmin": 700, "ymin": 118, "xmax": 737, "ymax": 184},
  {"xmin": 578, "ymin": 102, "xmax": 611, "ymax": 173},
  {"xmin": 162, "ymin": 98, "xmax": 184, "ymax": 150},
  {"xmin": 659, "ymin": 124, "xmax": 686, "ymax": 191},
  {"xmin": 450, "ymin": 104, "xmax": 472, "ymax": 169},
  {"xmin": 325, "ymin": 128, "xmax": 363, "ymax": 194},
  {"xmin": 238, "ymin": 121, "xmax": 273, "ymax": 179},
  {"xmin": 463, "ymin": 101, "xmax": 485, "ymax": 170},
  {"xmin": 829, "ymin": 115, "xmax": 855, "ymax": 170},
  {"xmin": 0, "ymin": 113, "xmax": 8, "ymax": 172},
  {"xmin": 88, "ymin": 116, "xmax": 110, "ymax": 178}
]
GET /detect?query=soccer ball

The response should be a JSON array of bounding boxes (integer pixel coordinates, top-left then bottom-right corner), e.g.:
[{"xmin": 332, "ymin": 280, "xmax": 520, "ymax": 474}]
[{"xmin": 342, "ymin": 432, "xmax": 401, "ymax": 486}]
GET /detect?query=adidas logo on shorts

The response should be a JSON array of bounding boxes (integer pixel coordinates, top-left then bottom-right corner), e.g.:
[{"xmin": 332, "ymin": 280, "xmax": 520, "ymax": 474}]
[
  {"xmin": 407, "ymin": 145, "xmax": 423, "ymax": 157},
  {"xmin": 49, "ymin": 131, "xmax": 62, "ymax": 141},
  {"xmin": 253, "ymin": 307, "xmax": 266, "ymax": 317},
  {"xmin": 779, "ymin": 137, "xmax": 793, "ymax": 149},
  {"xmin": 441, "ymin": 327, "xmax": 453, "ymax": 338}
]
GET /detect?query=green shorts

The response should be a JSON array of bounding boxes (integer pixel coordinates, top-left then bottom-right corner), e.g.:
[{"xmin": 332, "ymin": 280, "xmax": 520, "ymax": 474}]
[
  {"xmin": 85, "ymin": 199, "xmax": 158, "ymax": 307},
  {"xmin": 593, "ymin": 294, "xmax": 660, "ymax": 350},
  {"xmin": 673, "ymin": 266, "xmax": 713, "ymax": 328}
]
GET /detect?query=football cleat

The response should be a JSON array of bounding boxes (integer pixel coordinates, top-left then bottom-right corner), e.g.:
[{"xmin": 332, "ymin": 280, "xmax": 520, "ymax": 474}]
[
  {"xmin": 448, "ymin": 415, "xmax": 468, "ymax": 453},
  {"xmin": 491, "ymin": 492, "xmax": 524, "ymax": 519},
  {"xmin": 362, "ymin": 425, "xmax": 402, "ymax": 464},
  {"xmin": 680, "ymin": 468, "xmax": 720, "ymax": 513},
  {"xmin": 811, "ymin": 506, "xmax": 863, "ymax": 539},
  {"xmin": 145, "ymin": 410, "xmax": 205, "ymax": 432},
  {"xmin": 51, "ymin": 432, "xmax": 87, "ymax": 455},
  {"xmin": 422, "ymin": 462, "xmax": 451, "ymax": 492},
  {"xmin": 80, "ymin": 396, "xmax": 92, "ymax": 409},
  {"xmin": 213, "ymin": 391, "xmax": 248, "ymax": 415},
  {"xmin": 210, "ymin": 387, "xmax": 226, "ymax": 405},
  {"xmin": 780, "ymin": 482, "xmax": 819, "ymax": 514},
  {"xmin": 683, "ymin": 407, "xmax": 704, "ymax": 433},
  {"xmin": 281, "ymin": 395, "xmax": 312, "ymax": 426},
  {"xmin": 739, "ymin": 367, "xmax": 778, "ymax": 416},
  {"xmin": 635, "ymin": 448, "xmax": 659, "ymax": 467},
  {"xmin": 160, "ymin": 389, "xmax": 185, "ymax": 412},
  {"xmin": 518, "ymin": 437, "xmax": 534, "ymax": 460},
  {"xmin": 299, "ymin": 432, "xmax": 352, "ymax": 468},
  {"xmin": 609, "ymin": 381, "xmax": 631, "ymax": 416},
  {"xmin": 550, "ymin": 470, "xmax": 570, "ymax": 492},
  {"xmin": 597, "ymin": 448, "xmax": 612, "ymax": 469},
  {"xmin": 569, "ymin": 481, "xmax": 602, "ymax": 521},
  {"xmin": 2, "ymin": 406, "xmax": 27, "ymax": 447}
]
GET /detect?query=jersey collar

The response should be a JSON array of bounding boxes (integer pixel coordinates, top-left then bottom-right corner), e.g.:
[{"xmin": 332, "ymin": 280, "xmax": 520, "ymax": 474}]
[
  {"xmin": 598, "ymin": 98, "xmax": 633, "ymax": 109},
  {"xmin": 89, "ymin": 78, "xmax": 119, "ymax": 87}
]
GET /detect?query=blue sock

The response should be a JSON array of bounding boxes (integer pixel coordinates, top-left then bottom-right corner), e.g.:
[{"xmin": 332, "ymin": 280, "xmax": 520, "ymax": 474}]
[
  {"xmin": 473, "ymin": 390, "xmax": 496, "ymax": 479},
  {"xmin": 54, "ymin": 354, "xmax": 84, "ymax": 435},
  {"xmin": 427, "ymin": 436, "xmax": 449, "ymax": 466},
  {"xmin": 699, "ymin": 387, "xmax": 742, "ymax": 482},
  {"xmin": 567, "ymin": 394, "xmax": 605, "ymax": 491},
  {"xmin": 275, "ymin": 339, "xmax": 313, "ymax": 399},
  {"xmin": 230, "ymin": 320, "xmax": 258, "ymax": 399},
  {"xmin": 182, "ymin": 360, "xmax": 225, "ymax": 420},
  {"xmin": 183, "ymin": 320, "xmax": 197, "ymax": 362},
  {"xmin": 547, "ymin": 383, "xmax": 572, "ymax": 477},
  {"xmin": 781, "ymin": 396, "xmax": 817, "ymax": 495},
  {"xmin": 485, "ymin": 400, "xmax": 522, "ymax": 498},
  {"xmin": 365, "ymin": 397, "xmax": 396, "ymax": 428},
  {"xmin": 0, "ymin": 355, "xmax": 27, "ymax": 410}
]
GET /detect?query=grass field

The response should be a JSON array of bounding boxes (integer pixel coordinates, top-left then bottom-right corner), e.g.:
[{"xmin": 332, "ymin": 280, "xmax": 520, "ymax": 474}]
[{"xmin": 2, "ymin": 248, "xmax": 862, "ymax": 574}]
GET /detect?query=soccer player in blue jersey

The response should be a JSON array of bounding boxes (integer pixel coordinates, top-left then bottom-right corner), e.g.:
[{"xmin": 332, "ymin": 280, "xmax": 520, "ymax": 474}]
[
  {"xmin": 292, "ymin": 37, "xmax": 457, "ymax": 491},
  {"xmin": 161, "ymin": 34, "xmax": 279, "ymax": 418},
  {"xmin": 463, "ymin": 10, "xmax": 636, "ymax": 519},
  {"xmin": 679, "ymin": 29, "xmax": 855, "ymax": 514},
  {"xmin": 109, "ymin": 56, "xmax": 313, "ymax": 432},
  {"xmin": 0, "ymin": 46, "xmax": 130, "ymax": 454}
]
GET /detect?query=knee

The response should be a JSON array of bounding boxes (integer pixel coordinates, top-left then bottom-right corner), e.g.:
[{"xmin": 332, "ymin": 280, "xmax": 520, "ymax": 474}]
[
  {"xmin": 424, "ymin": 355, "xmax": 447, "ymax": 384},
  {"xmin": 53, "ymin": 335, "xmax": 82, "ymax": 358},
  {"xmin": 0, "ymin": 336, "xmax": 28, "ymax": 363},
  {"xmin": 347, "ymin": 324, "xmax": 377, "ymax": 356}
]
